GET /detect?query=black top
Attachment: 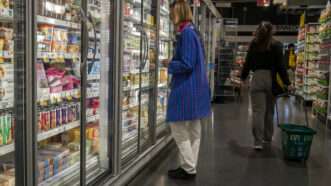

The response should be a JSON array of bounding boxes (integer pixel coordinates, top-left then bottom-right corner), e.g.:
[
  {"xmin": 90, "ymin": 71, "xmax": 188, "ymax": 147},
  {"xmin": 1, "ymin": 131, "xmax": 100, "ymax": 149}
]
[{"xmin": 241, "ymin": 40, "xmax": 291, "ymax": 86}]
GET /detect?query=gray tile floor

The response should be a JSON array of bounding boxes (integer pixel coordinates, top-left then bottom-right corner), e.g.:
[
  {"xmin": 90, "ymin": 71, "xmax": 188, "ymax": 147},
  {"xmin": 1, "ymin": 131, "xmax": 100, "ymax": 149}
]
[{"xmin": 128, "ymin": 95, "xmax": 331, "ymax": 186}]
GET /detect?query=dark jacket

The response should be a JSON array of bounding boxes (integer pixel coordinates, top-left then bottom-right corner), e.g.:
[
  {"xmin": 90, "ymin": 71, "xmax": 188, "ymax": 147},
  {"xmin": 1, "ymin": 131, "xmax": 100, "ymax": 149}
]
[{"xmin": 241, "ymin": 40, "xmax": 291, "ymax": 95}]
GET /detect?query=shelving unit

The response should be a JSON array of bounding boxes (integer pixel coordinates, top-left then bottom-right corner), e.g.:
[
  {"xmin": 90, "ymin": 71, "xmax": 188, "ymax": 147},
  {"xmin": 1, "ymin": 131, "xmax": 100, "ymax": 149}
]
[
  {"xmin": 231, "ymin": 44, "xmax": 248, "ymax": 87},
  {"xmin": 0, "ymin": 1, "xmax": 16, "ymax": 184},
  {"xmin": 304, "ymin": 24, "xmax": 320, "ymax": 102},
  {"xmin": 295, "ymin": 23, "xmax": 320, "ymax": 103},
  {"xmin": 312, "ymin": 9, "xmax": 331, "ymax": 122},
  {"xmin": 215, "ymin": 18, "xmax": 238, "ymax": 101},
  {"xmin": 35, "ymin": 0, "xmax": 83, "ymax": 182},
  {"xmin": 295, "ymin": 27, "xmax": 306, "ymax": 97}
]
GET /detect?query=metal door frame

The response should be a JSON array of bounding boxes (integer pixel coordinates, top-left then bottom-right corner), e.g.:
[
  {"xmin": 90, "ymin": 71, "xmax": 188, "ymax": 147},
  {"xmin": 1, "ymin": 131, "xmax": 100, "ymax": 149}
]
[{"xmin": 14, "ymin": 0, "xmax": 35, "ymax": 185}]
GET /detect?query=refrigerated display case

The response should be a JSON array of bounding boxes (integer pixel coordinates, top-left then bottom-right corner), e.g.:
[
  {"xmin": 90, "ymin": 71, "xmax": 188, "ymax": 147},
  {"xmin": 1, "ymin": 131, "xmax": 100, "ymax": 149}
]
[
  {"xmin": 156, "ymin": 0, "xmax": 172, "ymax": 138},
  {"xmin": 0, "ymin": 1, "xmax": 19, "ymax": 185},
  {"xmin": 35, "ymin": 0, "xmax": 83, "ymax": 183},
  {"xmin": 85, "ymin": 0, "xmax": 112, "ymax": 183},
  {"xmin": 121, "ymin": 0, "xmax": 142, "ymax": 165},
  {"xmin": 140, "ymin": 0, "xmax": 157, "ymax": 152},
  {"xmin": 120, "ymin": 0, "xmax": 158, "ymax": 165},
  {"xmin": 34, "ymin": 0, "xmax": 113, "ymax": 185}
]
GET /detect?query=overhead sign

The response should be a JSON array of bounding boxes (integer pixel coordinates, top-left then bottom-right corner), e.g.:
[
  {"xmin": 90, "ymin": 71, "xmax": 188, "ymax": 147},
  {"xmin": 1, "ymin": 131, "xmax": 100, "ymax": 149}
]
[
  {"xmin": 257, "ymin": 0, "xmax": 271, "ymax": 7},
  {"xmin": 273, "ymin": 0, "xmax": 287, "ymax": 6}
]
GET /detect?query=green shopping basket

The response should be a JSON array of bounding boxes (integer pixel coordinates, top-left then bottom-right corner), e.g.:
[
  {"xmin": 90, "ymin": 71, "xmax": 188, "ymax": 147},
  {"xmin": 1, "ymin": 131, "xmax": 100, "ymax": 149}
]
[{"xmin": 275, "ymin": 93, "xmax": 316, "ymax": 161}]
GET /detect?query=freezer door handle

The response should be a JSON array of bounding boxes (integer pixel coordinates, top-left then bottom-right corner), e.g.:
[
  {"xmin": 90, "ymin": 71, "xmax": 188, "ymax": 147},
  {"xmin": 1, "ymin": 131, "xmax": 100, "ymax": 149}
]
[
  {"xmin": 141, "ymin": 30, "xmax": 149, "ymax": 69},
  {"xmin": 80, "ymin": 8, "xmax": 98, "ymax": 71}
]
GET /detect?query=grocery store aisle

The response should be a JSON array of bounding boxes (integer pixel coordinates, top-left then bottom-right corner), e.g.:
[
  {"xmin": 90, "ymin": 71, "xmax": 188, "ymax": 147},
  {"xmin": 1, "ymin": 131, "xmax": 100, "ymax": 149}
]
[{"xmin": 127, "ymin": 93, "xmax": 331, "ymax": 186}]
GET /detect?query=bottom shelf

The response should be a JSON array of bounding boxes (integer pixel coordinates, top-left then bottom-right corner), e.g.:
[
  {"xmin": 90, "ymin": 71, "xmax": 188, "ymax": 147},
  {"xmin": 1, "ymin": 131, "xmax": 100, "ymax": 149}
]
[{"xmin": 39, "ymin": 155, "xmax": 99, "ymax": 186}]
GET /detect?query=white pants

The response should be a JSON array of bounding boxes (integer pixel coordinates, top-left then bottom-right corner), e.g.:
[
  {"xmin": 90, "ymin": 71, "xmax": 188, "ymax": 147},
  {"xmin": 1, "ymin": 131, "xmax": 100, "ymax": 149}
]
[{"xmin": 170, "ymin": 120, "xmax": 201, "ymax": 174}]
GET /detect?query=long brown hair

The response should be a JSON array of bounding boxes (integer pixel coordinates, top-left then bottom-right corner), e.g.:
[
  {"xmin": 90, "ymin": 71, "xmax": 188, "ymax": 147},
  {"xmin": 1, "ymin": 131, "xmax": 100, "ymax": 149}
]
[{"xmin": 254, "ymin": 21, "xmax": 274, "ymax": 51}]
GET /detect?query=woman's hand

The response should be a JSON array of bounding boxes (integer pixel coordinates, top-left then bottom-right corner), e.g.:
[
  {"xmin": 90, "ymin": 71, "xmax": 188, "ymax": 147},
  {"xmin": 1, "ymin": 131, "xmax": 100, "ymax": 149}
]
[{"xmin": 162, "ymin": 59, "xmax": 170, "ymax": 67}]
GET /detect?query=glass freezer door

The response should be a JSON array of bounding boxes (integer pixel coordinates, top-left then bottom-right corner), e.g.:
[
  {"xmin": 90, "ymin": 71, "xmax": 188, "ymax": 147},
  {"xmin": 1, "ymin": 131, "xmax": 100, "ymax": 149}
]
[
  {"xmin": 139, "ymin": 0, "xmax": 157, "ymax": 151},
  {"xmin": 156, "ymin": 0, "xmax": 172, "ymax": 138},
  {"xmin": 121, "ymin": 0, "xmax": 142, "ymax": 165},
  {"xmin": 85, "ymin": 0, "xmax": 112, "ymax": 183},
  {"xmin": 0, "ymin": 0, "xmax": 25, "ymax": 185},
  {"xmin": 35, "ymin": 0, "xmax": 83, "ymax": 185}
]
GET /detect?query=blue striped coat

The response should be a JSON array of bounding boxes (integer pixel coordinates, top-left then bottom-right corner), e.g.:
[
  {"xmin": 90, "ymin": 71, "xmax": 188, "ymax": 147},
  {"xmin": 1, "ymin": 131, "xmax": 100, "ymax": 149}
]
[{"xmin": 166, "ymin": 24, "xmax": 211, "ymax": 122}]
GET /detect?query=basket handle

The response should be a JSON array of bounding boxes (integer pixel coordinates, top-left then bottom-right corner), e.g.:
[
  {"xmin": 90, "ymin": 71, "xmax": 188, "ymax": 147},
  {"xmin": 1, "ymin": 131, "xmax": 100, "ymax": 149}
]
[{"xmin": 275, "ymin": 93, "xmax": 309, "ymax": 128}]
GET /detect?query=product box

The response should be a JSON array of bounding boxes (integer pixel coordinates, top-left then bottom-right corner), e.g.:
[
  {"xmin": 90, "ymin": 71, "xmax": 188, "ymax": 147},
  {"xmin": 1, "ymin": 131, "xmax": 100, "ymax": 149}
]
[
  {"xmin": 0, "ymin": 174, "xmax": 14, "ymax": 186},
  {"xmin": 0, "ymin": 63, "xmax": 13, "ymax": 110},
  {"xmin": 36, "ymin": 61, "xmax": 50, "ymax": 103}
]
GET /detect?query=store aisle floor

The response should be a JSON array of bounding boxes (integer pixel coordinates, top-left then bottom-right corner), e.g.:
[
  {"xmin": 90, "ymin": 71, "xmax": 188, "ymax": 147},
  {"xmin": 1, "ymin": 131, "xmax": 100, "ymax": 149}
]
[{"xmin": 128, "ymin": 94, "xmax": 331, "ymax": 186}]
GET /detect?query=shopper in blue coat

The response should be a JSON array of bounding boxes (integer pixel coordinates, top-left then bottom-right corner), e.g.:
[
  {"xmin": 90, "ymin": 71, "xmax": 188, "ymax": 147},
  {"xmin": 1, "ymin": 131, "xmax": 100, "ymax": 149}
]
[{"xmin": 163, "ymin": 0, "xmax": 211, "ymax": 180}]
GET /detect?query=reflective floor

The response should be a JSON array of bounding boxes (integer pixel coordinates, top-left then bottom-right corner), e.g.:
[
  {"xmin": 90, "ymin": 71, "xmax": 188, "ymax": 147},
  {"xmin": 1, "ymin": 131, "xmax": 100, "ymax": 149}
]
[{"xmin": 128, "ymin": 94, "xmax": 331, "ymax": 186}]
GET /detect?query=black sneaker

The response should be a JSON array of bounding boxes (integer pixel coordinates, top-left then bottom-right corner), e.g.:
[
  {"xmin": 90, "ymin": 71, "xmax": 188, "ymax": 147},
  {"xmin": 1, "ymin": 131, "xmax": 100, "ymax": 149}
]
[
  {"xmin": 168, "ymin": 167, "xmax": 196, "ymax": 180},
  {"xmin": 168, "ymin": 167, "xmax": 182, "ymax": 174}
]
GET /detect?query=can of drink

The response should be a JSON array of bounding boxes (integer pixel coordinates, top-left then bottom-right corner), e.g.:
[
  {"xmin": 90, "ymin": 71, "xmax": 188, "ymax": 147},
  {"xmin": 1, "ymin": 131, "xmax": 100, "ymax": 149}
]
[
  {"xmin": 0, "ymin": 114, "xmax": 3, "ymax": 145},
  {"xmin": 42, "ymin": 111, "xmax": 48, "ymax": 131},
  {"xmin": 52, "ymin": 109, "xmax": 57, "ymax": 129},
  {"xmin": 75, "ymin": 104, "xmax": 80, "ymax": 121},
  {"xmin": 73, "ymin": 104, "xmax": 77, "ymax": 121},
  {"xmin": 38, "ymin": 112, "xmax": 43, "ymax": 132},
  {"xmin": 68, "ymin": 105, "xmax": 72, "ymax": 122},
  {"xmin": 62, "ymin": 106, "xmax": 67, "ymax": 124},
  {"xmin": 56, "ymin": 108, "xmax": 61, "ymax": 126},
  {"xmin": 45, "ymin": 110, "xmax": 50, "ymax": 130},
  {"xmin": 2, "ymin": 114, "xmax": 6, "ymax": 145},
  {"xmin": 7, "ymin": 114, "xmax": 12, "ymax": 143}
]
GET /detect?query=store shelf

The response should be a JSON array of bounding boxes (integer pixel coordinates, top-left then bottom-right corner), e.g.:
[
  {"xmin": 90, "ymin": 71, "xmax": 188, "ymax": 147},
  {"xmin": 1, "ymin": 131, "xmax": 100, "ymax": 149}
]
[
  {"xmin": 37, "ymin": 16, "xmax": 80, "ymax": 29},
  {"xmin": 0, "ymin": 143, "xmax": 14, "ymax": 156},
  {"xmin": 87, "ymin": 74, "xmax": 101, "ymax": 81},
  {"xmin": 87, "ymin": 91, "xmax": 100, "ymax": 99},
  {"xmin": 0, "ymin": 121, "xmax": 80, "ymax": 156},
  {"xmin": 126, "ymin": 30, "xmax": 141, "ymax": 37},
  {"xmin": 39, "ymin": 155, "xmax": 98, "ymax": 186},
  {"xmin": 123, "ymin": 69, "xmax": 149, "ymax": 75},
  {"xmin": 123, "ymin": 84, "xmax": 150, "ymax": 92},
  {"xmin": 124, "ymin": 16, "xmax": 140, "ymax": 24},
  {"xmin": 124, "ymin": 49, "xmax": 140, "ymax": 54},
  {"xmin": 37, "ymin": 121, "xmax": 80, "ymax": 141},
  {"xmin": 158, "ymin": 83, "xmax": 167, "ymax": 88},
  {"xmin": 0, "ymin": 16, "xmax": 13, "ymax": 23},
  {"xmin": 0, "ymin": 51, "xmax": 13, "ymax": 59},
  {"xmin": 160, "ymin": 31, "xmax": 170, "ymax": 39},
  {"xmin": 160, "ymin": 7, "xmax": 170, "ymax": 15},
  {"xmin": 89, "ymin": 32, "xmax": 101, "ymax": 40},
  {"xmin": 37, "ymin": 52, "xmax": 80, "ymax": 59},
  {"xmin": 87, "ymin": 114, "xmax": 100, "ymax": 123},
  {"xmin": 122, "ymin": 99, "xmax": 149, "ymax": 111}
]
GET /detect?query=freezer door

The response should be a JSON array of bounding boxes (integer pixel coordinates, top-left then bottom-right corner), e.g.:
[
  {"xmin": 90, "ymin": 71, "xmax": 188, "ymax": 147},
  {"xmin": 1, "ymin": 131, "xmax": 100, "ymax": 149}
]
[
  {"xmin": 139, "ymin": 0, "xmax": 158, "ymax": 152},
  {"xmin": 35, "ymin": 0, "xmax": 84, "ymax": 185},
  {"xmin": 0, "ymin": 1, "xmax": 25, "ymax": 185},
  {"xmin": 85, "ymin": 0, "xmax": 114, "ymax": 184},
  {"xmin": 120, "ymin": 0, "xmax": 142, "ymax": 166},
  {"xmin": 156, "ymin": 0, "xmax": 172, "ymax": 139}
]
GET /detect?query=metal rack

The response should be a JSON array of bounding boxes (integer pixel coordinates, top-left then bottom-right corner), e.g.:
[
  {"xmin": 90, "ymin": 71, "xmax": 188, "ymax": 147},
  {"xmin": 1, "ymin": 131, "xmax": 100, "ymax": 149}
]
[{"xmin": 215, "ymin": 18, "xmax": 238, "ymax": 100}]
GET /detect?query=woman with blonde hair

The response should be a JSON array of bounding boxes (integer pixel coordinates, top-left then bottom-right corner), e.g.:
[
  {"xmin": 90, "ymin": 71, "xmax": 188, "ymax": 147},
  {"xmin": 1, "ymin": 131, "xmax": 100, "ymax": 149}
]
[{"xmin": 163, "ymin": 0, "xmax": 211, "ymax": 180}]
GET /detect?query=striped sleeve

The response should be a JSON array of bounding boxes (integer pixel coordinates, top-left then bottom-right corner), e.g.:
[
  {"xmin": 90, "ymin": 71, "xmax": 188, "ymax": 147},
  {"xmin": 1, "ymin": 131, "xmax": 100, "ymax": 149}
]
[{"xmin": 168, "ymin": 30, "xmax": 196, "ymax": 74}]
